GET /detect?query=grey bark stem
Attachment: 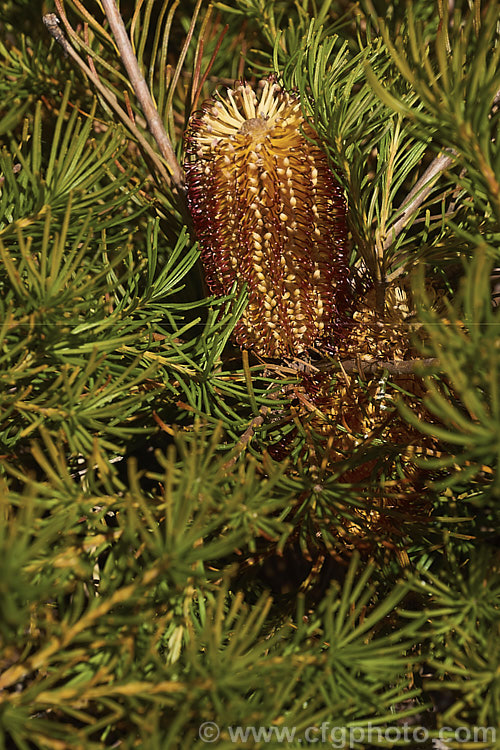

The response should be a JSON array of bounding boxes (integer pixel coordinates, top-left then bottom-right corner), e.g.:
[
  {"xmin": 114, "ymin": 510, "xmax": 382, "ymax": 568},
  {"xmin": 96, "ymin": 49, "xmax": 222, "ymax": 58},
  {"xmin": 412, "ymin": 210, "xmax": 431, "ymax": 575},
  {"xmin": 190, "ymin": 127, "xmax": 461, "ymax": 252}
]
[
  {"xmin": 318, "ymin": 357, "xmax": 439, "ymax": 376},
  {"xmin": 383, "ymin": 151, "xmax": 456, "ymax": 254},
  {"xmin": 100, "ymin": 0, "xmax": 185, "ymax": 193},
  {"xmin": 44, "ymin": 12, "xmax": 173, "ymax": 189}
]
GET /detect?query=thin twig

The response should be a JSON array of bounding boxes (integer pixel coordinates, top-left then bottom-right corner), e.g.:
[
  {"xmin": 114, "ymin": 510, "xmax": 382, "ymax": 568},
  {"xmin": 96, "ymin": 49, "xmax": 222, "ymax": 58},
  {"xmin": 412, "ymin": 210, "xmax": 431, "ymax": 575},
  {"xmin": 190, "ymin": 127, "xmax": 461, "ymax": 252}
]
[
  {"xmin": 43, "ymin": 13, "xmax": 70, "ymax": 56},
  {"xmin": 223, "ymin": 407, "xmax": 269, "ymax": 469},
  {"xmin": 318, "ymin": 357, "xmax": 439, "ymax": 376},
  {"xmin": 54, "ymin": 1, "xmax": 148, "ymax": 132},
  {"xmin": 43, "ymin": 11, "xmax": 173, "ymax": 189},
  {"xmin": 383, "ymin": 150, "xmax": 456, "ymax": 253},
  {"xmin": 100, "ymin": 0, "xmax": 185, "ymax": 192},
  {"xmin": 55, "ymin": 0, "xmax": 136, "ymax": 96}
]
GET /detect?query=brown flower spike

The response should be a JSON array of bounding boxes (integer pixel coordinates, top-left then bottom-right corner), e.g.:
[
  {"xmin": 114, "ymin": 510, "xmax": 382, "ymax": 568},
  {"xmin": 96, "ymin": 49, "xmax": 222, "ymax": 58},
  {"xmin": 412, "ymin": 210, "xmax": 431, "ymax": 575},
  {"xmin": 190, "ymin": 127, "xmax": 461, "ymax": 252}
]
[{"xmin": 185, "ymin": 77, "xmax": 349, "ymax": 358}]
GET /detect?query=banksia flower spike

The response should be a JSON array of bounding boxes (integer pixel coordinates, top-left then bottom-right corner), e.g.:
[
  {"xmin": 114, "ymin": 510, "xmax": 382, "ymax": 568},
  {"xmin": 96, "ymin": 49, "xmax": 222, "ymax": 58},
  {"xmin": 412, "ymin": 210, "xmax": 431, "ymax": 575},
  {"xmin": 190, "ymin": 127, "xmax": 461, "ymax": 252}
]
[{"xmin": 184, "ymin": 77, "xmax": 349, "ymax": 358}]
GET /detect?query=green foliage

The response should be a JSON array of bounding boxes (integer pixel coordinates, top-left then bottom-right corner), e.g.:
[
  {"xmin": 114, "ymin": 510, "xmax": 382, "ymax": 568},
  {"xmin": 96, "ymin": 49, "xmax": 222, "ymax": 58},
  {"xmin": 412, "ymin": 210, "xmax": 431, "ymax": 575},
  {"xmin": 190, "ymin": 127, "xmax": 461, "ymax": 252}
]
[
  {"xmin": 0, "ymin": 86, "xmax": 199, "ymax": 453},
  {"xmin": 402, "ymin": 252, "xmax": 500, "ymax": 495},
  {"xmin": 367, "ymin": 2, "xmax": 500, "ymax": 222},
  {"xmin": 0, "ymin": 433, "xmax": 419, "ymax": 749},
  {"xmin": 403, "ymin": 545, "xmax": 500, "ymax": 734},
  {"xmin": 0, "ymin": 0, "xmax": 499, "ymax": 748}
]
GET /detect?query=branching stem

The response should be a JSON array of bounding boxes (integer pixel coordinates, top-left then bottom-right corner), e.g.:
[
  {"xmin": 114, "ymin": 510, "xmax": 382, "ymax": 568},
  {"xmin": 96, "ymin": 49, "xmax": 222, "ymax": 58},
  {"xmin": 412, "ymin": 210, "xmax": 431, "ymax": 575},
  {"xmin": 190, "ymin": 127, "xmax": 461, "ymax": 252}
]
[
  {"xmin": 383, "ymin": 151, "xmax": 456, "ymax": 255},
  {"xmin": 45, "ymin": 11, "xmax": 174, "ymax": 189},
  {"xmin": 100, "ymin": 0, "xmax": 185, "ymax": 192},
  {"xmin": 318, "ymin": 357, "xmax": 439, "ymax": 377}
]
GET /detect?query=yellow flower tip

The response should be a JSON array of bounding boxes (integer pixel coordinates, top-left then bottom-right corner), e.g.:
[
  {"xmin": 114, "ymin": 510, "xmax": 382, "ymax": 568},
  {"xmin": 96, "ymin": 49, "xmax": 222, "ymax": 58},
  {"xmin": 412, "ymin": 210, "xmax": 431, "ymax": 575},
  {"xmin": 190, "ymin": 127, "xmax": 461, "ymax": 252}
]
[{"xmin": 185, "ymin": 76, "xmax": 349, "ymax": 358}]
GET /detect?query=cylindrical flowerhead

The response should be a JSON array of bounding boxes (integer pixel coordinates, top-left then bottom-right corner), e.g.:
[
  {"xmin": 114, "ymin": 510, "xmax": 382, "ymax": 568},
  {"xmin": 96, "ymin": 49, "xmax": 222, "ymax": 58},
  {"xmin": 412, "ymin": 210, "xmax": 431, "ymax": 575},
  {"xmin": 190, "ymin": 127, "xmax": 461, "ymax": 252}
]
[{"xmin": 184, "ymin": 77, "xmax": 349, "ymax": 358}]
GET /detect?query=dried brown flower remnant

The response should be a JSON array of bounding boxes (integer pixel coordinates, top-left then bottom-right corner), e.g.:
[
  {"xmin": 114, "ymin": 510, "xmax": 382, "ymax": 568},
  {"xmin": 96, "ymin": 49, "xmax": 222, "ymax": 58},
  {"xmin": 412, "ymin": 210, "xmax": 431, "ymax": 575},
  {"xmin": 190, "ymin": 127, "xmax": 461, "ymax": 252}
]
[{"xmin": 184, "ymin": 78, "xmax": 349, "ymax": 358}]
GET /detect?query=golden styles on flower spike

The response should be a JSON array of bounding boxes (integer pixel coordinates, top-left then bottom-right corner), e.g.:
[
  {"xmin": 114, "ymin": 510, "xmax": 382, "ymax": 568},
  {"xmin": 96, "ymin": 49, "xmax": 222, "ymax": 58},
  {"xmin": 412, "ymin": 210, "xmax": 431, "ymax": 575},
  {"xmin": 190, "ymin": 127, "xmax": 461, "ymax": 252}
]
[{"xmin": 184, "ymin": 76, "xmax": 349, "ymax": 358}]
